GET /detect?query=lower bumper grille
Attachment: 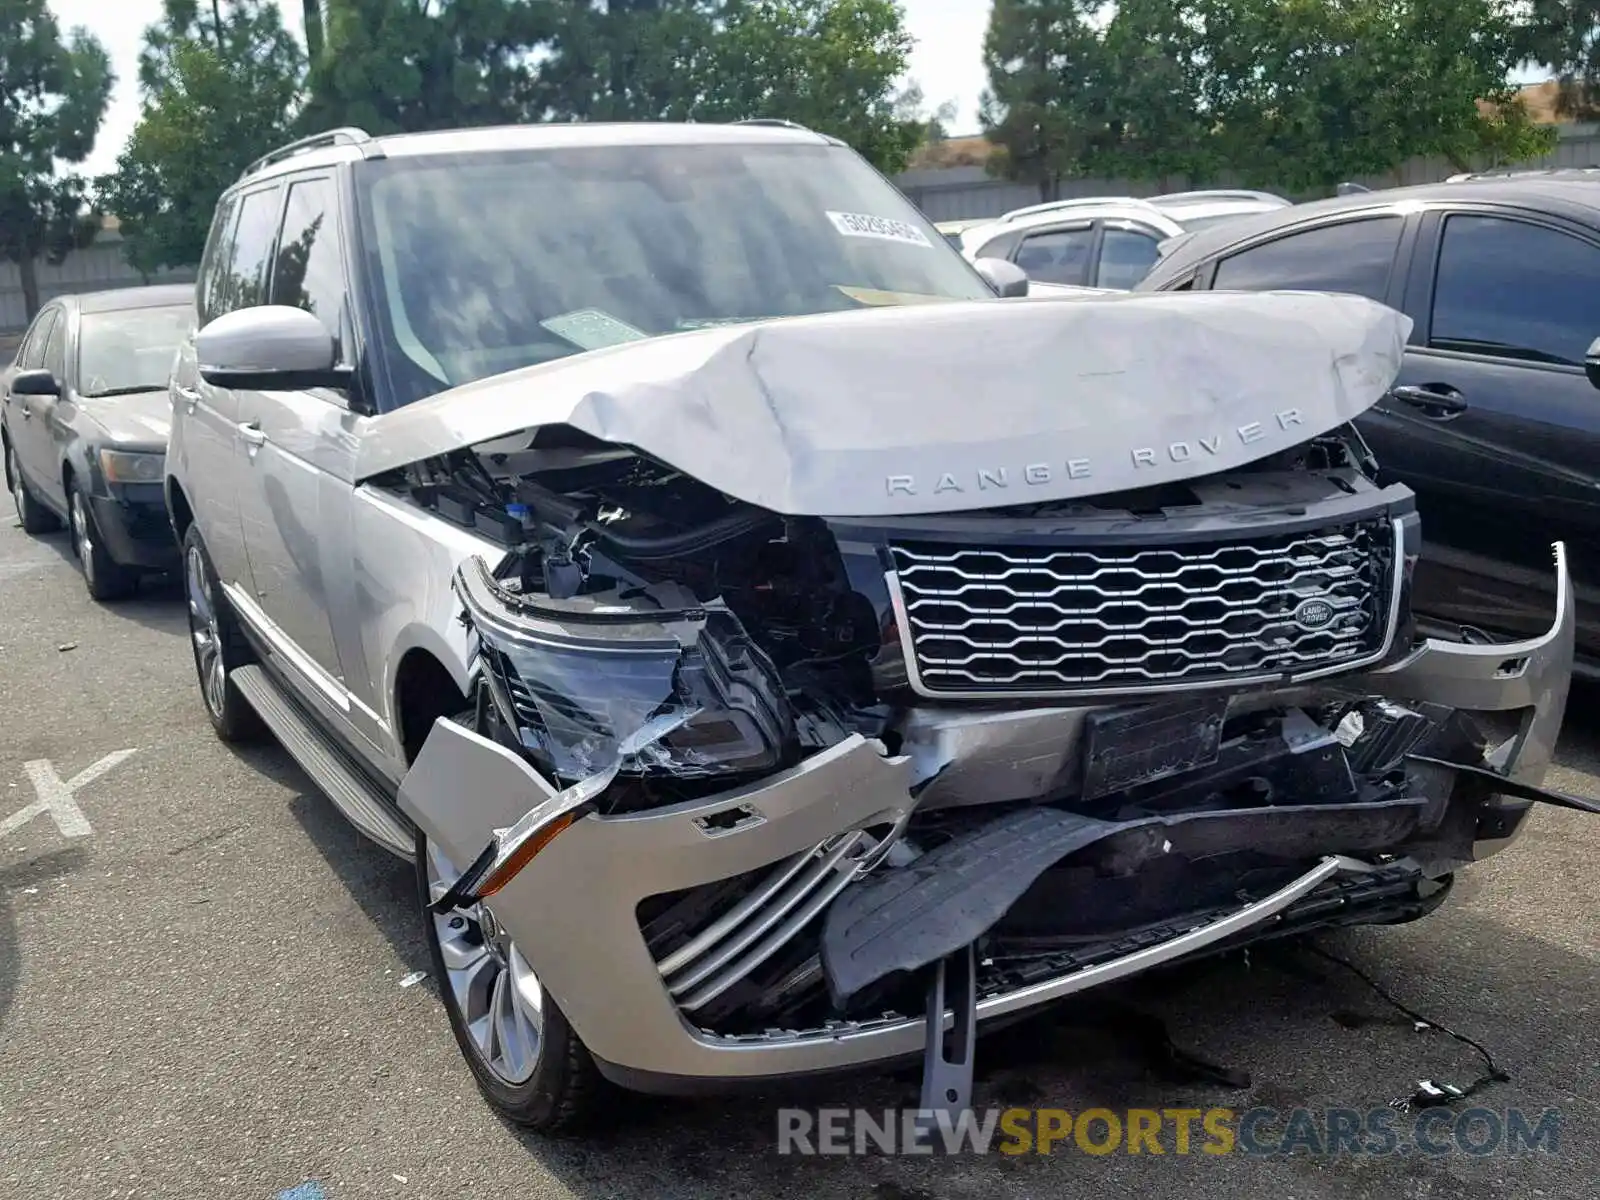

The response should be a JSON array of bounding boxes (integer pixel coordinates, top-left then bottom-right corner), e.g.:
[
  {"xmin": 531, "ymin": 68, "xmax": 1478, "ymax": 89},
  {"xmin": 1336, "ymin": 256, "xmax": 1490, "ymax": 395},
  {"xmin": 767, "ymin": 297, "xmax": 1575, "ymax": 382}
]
[{"xmin": 890, "ymin": 517, "xmax": 1399, "ymax": 697}]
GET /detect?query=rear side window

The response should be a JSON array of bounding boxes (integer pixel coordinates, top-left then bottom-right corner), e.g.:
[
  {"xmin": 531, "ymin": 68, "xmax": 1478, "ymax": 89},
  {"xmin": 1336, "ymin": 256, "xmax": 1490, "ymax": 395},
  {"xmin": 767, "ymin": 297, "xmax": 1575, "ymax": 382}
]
[
  {"xmin": 196, "ymin": 195, "xmax": 239, "ymax": 325},
  {"xmin": 271, "ymin": 177, "xmax": 347, "ymax": 353},
  {"xmin": 1098, "ymin": 228, "xmax": 1162, "ymax": 289},
  {"xmin": 1211, "ymin": 216, "xmax": 1404, "ymax": 301},
  {"xmin": 1015, "ymin": 227, "xmax": 1095, "ymax": 285},
  {"xmin": 1430, "ymin": 215, "xmax": 1600, "ymax": 366},
  {"xmin": 215, "ymin": 185, "xmax": 283, "ymax": 316}
]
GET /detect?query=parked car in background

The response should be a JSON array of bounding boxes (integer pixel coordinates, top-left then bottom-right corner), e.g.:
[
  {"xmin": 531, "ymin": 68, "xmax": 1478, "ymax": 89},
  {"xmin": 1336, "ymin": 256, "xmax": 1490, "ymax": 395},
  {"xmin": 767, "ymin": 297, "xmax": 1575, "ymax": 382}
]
[
  {"xmin": 167, "ymin": 120, "xmax": 1578, "ymax": 1136},
  {"xmin": 959, "ymin": 191, "xmax": 1291, "ymax": 289},
  {"xmin": 1138, "ymin": 177, "xmax": 1600, "ymax": 669},
  {"xmin": 2, "ymin": 285, "xmax": 195, "ymax": 599}
]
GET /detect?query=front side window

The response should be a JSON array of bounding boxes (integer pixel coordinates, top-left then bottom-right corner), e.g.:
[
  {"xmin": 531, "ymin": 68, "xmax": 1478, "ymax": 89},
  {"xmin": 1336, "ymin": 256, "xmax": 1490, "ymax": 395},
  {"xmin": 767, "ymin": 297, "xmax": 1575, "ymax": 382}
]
[
  {"xmin": 17, "ymin": 309, "xmax": 58, "ymax": 370},
  {"xmin": 1430, "ymin": 215, "xmax": 1600, "ymax": 366},
  {"xmin": 272, "ymin": 176, "xmax": 347, "ymax": 353},
  {"xmin": 354, "ymin": 142, "xmax": 993, "ymax": 406},
  {"xmin": 1014, "ymin": 227, "xmax": 1095, "ymax": 285},
  {"xmin": 1211, "ymin": 216, "xmax": 1403, "ymax": 301},
  {"xmin": 42, "ymin": 312, "xmax": 66, "ymax": 380},
  {"xmin": 1097, "ymin": 228, "xmax": 1162, "ymax": 289},
  {"xmin": 197, "ymin": 195, "xmax": 239, "ymax": 325},
  {"xmin": 77, "ymin": 305, "xmax": 197, "ymax": 397},
  {"xmin": 217, "ymin": 186, "xmax": 283, "ymax": 316}
]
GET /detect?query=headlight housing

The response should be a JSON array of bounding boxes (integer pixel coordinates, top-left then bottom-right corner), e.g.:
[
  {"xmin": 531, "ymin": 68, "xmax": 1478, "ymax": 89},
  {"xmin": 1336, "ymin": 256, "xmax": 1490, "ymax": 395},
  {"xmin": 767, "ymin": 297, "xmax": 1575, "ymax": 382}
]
[
  {"xmin": 99, "ymin": 448, "xmax": 165, "ymax": 484},
  {"xmin": 454, "ymin": 556, "xmax": 793, "ymax": 784}
]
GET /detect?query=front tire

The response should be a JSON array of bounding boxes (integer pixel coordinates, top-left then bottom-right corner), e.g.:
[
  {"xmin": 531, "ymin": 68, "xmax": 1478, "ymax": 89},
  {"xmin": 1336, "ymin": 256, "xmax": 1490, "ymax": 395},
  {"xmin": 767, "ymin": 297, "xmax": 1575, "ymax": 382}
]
[
  {"xmin": 70, "ymin": 486, "xmax": 138, "ymax": 601},
  {"xmin": 7, "ymin": 443, "xmax": 58, "ymax": 535},
  {"xmin": 417, "ymin": 829, "xmax": 608, "ymax": 1132},
  {"xmin": 183, "ymin": 524, "xmax": 264, "ymax": 742}
]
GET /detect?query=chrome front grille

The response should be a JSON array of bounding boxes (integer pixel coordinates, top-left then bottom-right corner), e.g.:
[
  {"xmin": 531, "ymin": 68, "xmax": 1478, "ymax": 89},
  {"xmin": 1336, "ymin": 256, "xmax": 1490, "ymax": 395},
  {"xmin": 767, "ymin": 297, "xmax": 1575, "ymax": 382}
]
[{"xmin": 890, "ymin": 518, "xmax": 1398, "ymax": 697}]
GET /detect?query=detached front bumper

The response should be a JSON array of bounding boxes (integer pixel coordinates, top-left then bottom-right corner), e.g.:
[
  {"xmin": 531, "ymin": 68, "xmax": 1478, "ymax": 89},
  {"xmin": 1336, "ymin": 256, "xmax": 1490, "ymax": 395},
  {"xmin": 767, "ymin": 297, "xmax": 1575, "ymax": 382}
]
[
  {"xmin": 90, "ymin": 482, "xmax": 181, "ymax": 571},
  {"xmin": 398, "ymin": 544, "xmax": 1576, "ymax": 1089}
]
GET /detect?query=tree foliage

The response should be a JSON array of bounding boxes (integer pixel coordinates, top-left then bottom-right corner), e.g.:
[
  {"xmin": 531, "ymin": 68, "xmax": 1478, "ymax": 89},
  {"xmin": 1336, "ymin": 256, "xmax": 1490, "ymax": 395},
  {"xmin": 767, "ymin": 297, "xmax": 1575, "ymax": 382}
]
[
  {"xmin": 981, "ymin": 0, "xmax": 1558, "ymax": 198},
  {"xmin": 98, "ymin": 0, "xmax": 304, "ymax": 275},
  {"xmin": 979, "ymin": 0, "xmax": 1115, "ymax": 201},
  {"xmin": 0, "ymin": 0, "xmax": 113, "ymax": 317},
  {"xmin": 1524, "ymin": 1, "xmax": 1600, "ymax": 118}
]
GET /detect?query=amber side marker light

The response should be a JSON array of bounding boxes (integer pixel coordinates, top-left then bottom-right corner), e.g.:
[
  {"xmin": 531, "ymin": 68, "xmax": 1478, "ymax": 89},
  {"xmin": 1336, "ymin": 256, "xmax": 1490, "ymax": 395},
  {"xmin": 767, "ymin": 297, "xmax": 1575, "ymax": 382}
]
[{"xmin": 476, "ymin": 812, "xmax": 578, "ymax": 899}]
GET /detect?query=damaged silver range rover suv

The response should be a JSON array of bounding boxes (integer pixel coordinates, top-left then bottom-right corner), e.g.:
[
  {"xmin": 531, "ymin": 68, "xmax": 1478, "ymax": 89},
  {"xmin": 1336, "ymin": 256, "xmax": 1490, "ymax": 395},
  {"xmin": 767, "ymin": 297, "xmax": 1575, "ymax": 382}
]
[{"xmin": 166, "ymin": 121, "xmax": 1584, "ymax": 1132}]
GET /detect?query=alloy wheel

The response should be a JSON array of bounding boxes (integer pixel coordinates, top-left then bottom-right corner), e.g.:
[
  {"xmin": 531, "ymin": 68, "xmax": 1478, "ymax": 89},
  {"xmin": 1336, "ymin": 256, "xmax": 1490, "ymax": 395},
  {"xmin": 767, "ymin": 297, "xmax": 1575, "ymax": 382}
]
[
  {"xmin": 71, "ymin": 493, "xmax": 95, "ymax": 588},
  {"xmin": 186, "ymin": 544, "xmax": 227, "ymax": 717},
  {"xmin": 426, "ymin": 840, "xmax": 546, "ymax": 1085}
]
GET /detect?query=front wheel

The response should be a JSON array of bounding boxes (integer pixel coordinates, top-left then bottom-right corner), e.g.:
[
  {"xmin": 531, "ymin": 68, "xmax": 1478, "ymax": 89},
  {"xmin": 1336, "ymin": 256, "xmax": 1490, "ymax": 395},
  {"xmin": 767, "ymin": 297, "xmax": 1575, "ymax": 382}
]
[
  {"xmin": 417, "ymin": 830, "xmax": 608, "ymax": 1131},
  {"xmin": 70, "ymin": 487, "xmax": 137, "ymax": 601}
]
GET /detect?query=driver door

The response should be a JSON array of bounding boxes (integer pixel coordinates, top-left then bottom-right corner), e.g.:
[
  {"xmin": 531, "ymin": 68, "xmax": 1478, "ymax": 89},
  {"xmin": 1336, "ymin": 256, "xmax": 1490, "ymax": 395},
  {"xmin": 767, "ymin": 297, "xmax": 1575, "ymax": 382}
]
[{"xmin": 4, "ymin": 306, "xmax": 59, "ymax": 498}]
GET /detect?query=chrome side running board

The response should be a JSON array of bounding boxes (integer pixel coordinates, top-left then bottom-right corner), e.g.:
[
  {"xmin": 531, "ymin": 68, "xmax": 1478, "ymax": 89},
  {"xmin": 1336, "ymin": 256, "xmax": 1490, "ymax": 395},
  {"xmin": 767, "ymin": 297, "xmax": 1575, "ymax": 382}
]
[{"xmin": 232, "ymin": 664, "xmax": 415, "ymax": 860}]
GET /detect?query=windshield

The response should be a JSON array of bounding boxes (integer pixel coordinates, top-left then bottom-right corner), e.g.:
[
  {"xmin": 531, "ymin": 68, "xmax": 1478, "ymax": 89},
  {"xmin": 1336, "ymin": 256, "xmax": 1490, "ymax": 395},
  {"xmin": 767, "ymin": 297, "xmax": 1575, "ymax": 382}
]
[
  {"xmin": 353, "ymin": 142, "xmax": 993, "ymax": 406},
  {"xmin": 77, "ymin": 305, "xmax": 195, "ymax": 397}
]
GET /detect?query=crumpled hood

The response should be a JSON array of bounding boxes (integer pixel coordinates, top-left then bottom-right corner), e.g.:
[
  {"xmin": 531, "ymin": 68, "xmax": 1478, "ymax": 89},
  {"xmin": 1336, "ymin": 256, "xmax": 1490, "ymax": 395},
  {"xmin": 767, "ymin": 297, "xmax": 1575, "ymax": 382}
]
[
  {"xmin": 79, "ymin": 390, "xmax": 172, "ymax": 447},
  {"xmin": 356, "ymin": 291, "xmax": 1412, "ymax": 517}
]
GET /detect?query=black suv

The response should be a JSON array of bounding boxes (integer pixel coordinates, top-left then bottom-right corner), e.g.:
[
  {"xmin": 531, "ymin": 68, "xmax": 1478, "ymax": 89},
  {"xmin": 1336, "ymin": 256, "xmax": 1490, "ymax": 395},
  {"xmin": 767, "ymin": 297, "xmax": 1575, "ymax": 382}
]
[{"xmin": 1138, "ymin": 175, "xmax": 1600, "ymax": 669}]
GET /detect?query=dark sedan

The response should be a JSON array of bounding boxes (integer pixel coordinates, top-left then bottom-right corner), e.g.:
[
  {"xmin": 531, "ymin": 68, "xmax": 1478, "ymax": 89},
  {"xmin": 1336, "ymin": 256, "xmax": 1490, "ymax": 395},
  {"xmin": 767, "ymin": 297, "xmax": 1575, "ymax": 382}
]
[
  {"xmin": 1136, "ymin": 175, "xmax": 1600, "ymax": 672},
  {"xmin": 2, "ymin": 284, "xmax": 196, "ymax": 600}
]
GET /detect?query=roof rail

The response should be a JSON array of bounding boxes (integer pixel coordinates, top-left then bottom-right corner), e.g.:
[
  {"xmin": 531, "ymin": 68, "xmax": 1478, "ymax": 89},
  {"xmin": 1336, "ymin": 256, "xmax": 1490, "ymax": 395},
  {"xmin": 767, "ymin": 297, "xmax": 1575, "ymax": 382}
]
[
  {"xmin": 1147, "ymin": 189, "xmax": 1290, "ymax": 207},
  {"xmin": 734, "ymin": 118, "xmax": 813, "ymax": 132},
  {"xmin": 995, "ymin": 195, "xmax": 1167, "ymax": 224},
  {"xmin": 241, "ymin": 127, "xmax": 378, "ymax": 178}
]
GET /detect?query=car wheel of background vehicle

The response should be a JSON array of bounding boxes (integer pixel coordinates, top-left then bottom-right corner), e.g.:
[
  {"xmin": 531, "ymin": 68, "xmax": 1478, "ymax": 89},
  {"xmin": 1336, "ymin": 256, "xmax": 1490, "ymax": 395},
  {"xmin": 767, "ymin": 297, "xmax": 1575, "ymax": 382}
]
[
  {"xmin": 70, "ymin": 487, "xmax": 137, "ymax": 601},
  {"xmin": 417, "ymin": 829, "xmax": 608, "ymax": 1132},
  {"xmin": 7, "ymin": 444, "xmax": 58, "ymax": 535},
  {"xmin": 182, "ymin": 524, "xmax": 264, "ymax": 742}
]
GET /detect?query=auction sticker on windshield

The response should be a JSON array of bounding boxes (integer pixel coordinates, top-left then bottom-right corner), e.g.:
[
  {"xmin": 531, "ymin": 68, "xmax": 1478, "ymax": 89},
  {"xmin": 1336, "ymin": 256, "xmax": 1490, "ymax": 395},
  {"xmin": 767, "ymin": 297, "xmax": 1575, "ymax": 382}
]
[
  {"xmin": 826, "ymin": 211, "xmax": 935, "ymax": 248},
  {"xmin": 541, "ymin": 309, "xmax": 649, "ymax": 351}
]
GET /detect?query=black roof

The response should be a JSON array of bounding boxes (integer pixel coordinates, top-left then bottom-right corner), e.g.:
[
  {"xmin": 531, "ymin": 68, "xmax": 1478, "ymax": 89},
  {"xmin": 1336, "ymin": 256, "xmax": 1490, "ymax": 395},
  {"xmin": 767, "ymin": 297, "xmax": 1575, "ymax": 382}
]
[
  {"xmin": 66, "ymin": 284, "xmax": 196, "ymax": 314},
  {"xmin": 1149, "ymin": 176, "xmax": 1600, "ymax": 282}
]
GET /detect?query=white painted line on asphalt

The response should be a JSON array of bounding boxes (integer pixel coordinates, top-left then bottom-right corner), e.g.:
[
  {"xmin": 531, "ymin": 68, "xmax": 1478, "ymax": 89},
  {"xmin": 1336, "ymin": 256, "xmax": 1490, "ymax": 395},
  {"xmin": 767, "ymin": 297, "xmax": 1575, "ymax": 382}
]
[{"xmin": 0, "ymin": 749, "xmax": 138, "ymax": 840}]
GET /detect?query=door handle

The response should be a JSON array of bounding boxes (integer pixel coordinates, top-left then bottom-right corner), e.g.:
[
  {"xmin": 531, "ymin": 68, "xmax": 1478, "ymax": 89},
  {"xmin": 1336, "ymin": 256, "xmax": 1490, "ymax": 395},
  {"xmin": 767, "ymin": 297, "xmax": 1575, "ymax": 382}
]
[
  {"xmin": 239, "ymin": 421, "xmax": 266, "ymax": 449},
  {"xmin": 1389, "ymin": 384, "xmax": 1467, "ymax": 418},
  {"xmin": 19, "ymin": 403, "xmax": 31, "ymax": 420},
  {"xmin": 175, "ymin": 384, "xmax": 200, "ymax": 414}
]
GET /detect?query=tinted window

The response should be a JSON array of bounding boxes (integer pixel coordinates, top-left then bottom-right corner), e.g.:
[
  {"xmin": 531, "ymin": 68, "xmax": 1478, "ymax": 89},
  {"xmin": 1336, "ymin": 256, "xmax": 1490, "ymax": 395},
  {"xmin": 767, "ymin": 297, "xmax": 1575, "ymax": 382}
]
[
  {"xmin": 197, "ymin": 195, "xmax": 239, "ymax": 325},
  {"xmin": 1014, "ymin": 228, "xmax": 1095, "ymax": 285},
  {"xmin": 272, "ymin": 177, "xmax": 347, "ymax": 352},
  {"xmin": 1430, "ymin": 216, "xmax": 1600, "ymax": 366},
  {"xmin": 78, "ymin": 306, "xmax": 197, "ymax": 397},
  {"xmin": 1098, "ymin": 229, "xmax": 1162, "ymax": 289},
  {"xmin": 1211, "ymin": 216, "xmax": 1403, "ymax": 300},
  {"xmin": 17, "ymin": 309, "xmax": 57, "ymax": 370},
  {"xmin": 217, "ymin": 186, "xmax": 282, "ymax": 315},
  {"xmin": 355, "ymin": 143, "xmax": 993, "ymax": 406}
]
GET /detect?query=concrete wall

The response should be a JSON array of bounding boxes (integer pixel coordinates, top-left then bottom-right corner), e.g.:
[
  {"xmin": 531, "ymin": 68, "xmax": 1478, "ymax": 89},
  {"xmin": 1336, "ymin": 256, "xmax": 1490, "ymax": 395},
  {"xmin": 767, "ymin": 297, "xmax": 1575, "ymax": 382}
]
[
  {"xmin": 895, "ymin": 125, "xmax": 1600, "ymax": 222},
  {"xmin": 1, "ymin": 237, "xmax": 196, "ymax": 336}
]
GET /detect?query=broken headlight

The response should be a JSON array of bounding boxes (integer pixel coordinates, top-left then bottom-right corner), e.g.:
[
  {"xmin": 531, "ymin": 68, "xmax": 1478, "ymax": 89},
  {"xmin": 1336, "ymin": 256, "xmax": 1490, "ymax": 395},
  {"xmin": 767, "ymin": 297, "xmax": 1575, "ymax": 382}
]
[{"xmin": 455, "ymin": 556, "xmax": 793, "ymax": 783}]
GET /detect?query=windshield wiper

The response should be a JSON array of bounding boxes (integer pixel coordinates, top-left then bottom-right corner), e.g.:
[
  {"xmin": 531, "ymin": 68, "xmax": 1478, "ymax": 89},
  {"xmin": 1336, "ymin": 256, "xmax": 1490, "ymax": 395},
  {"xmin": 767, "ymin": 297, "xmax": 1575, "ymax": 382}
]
[{"xmin": 82, "ymin": 384, "xmax": 167, "ymax": 398}]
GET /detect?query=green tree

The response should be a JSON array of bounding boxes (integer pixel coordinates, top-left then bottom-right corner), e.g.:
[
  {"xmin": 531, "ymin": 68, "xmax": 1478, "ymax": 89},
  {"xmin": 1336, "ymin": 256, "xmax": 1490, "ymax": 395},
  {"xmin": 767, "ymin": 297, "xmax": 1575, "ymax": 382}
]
[
  {"xmin": 979, "ymin": 0, "xmax": 1115, "ymax": 202},
  {"xmin": 0, "ymin": 0, "xmax": 112, "ymax": 318},
  {"xmin": 1096, "ymin": 0, "xmax": 1219, "ymax": 187},
  {"xmin": 1523, "ymin": 1, "xmax": 1600, "ymax": 118},
  {"xmin": 302, "ymin": 0, "xmax": 549, "ymax": 134},
  {"xmin": 97, "ymin": 0, "xmax": 304, "ymax": 272},
  {"xmin": 1196, "ymin": 0, "xmax": 1553, "ymax": 192},
  {"xmin": 533, "ymin": 0, "xmax": 717, "ymax": 122}
]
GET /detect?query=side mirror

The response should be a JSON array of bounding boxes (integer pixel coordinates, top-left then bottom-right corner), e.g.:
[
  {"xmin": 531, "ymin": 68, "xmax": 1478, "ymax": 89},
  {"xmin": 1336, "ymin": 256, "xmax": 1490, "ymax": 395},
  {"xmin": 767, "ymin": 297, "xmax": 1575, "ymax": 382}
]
[
  {"xmin": 11, "ymin": 369, "xmax": 59, "ymax": 397},
  {"xmin": 1587, "ymin": 336, "xmax": 1600, "ymax": 391},
  {"xmin": 197, "ymin": 306, "xmax": 352, "ymax": 392},
  {"xmin": 973, "ymin": 257, "xmax": 1030, "ymax": 299}
]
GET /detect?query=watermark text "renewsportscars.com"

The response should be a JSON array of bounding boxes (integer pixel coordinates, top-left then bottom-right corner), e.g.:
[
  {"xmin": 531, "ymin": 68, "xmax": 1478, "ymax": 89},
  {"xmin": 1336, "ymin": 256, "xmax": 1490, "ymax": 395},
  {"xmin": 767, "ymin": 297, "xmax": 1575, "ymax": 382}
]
[{"xmin": 776, "ymin": 1106, "xmax": 1562, "ymax": 1157}]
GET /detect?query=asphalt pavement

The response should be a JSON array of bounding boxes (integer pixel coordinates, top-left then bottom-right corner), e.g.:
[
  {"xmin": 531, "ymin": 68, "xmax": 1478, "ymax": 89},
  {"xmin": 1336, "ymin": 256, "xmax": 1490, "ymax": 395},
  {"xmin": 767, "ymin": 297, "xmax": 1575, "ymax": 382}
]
[{"xmin": 1, "ymin": 495, "xmax": 1597, "ymax": 1200}]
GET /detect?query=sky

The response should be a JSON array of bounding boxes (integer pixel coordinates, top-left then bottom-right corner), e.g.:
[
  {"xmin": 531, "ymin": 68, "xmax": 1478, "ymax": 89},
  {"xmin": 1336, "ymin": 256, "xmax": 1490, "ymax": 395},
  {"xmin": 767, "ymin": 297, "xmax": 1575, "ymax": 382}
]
[{"xmin": 49, "ymin": 0, "xmax": 992, "ymax": 178}]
